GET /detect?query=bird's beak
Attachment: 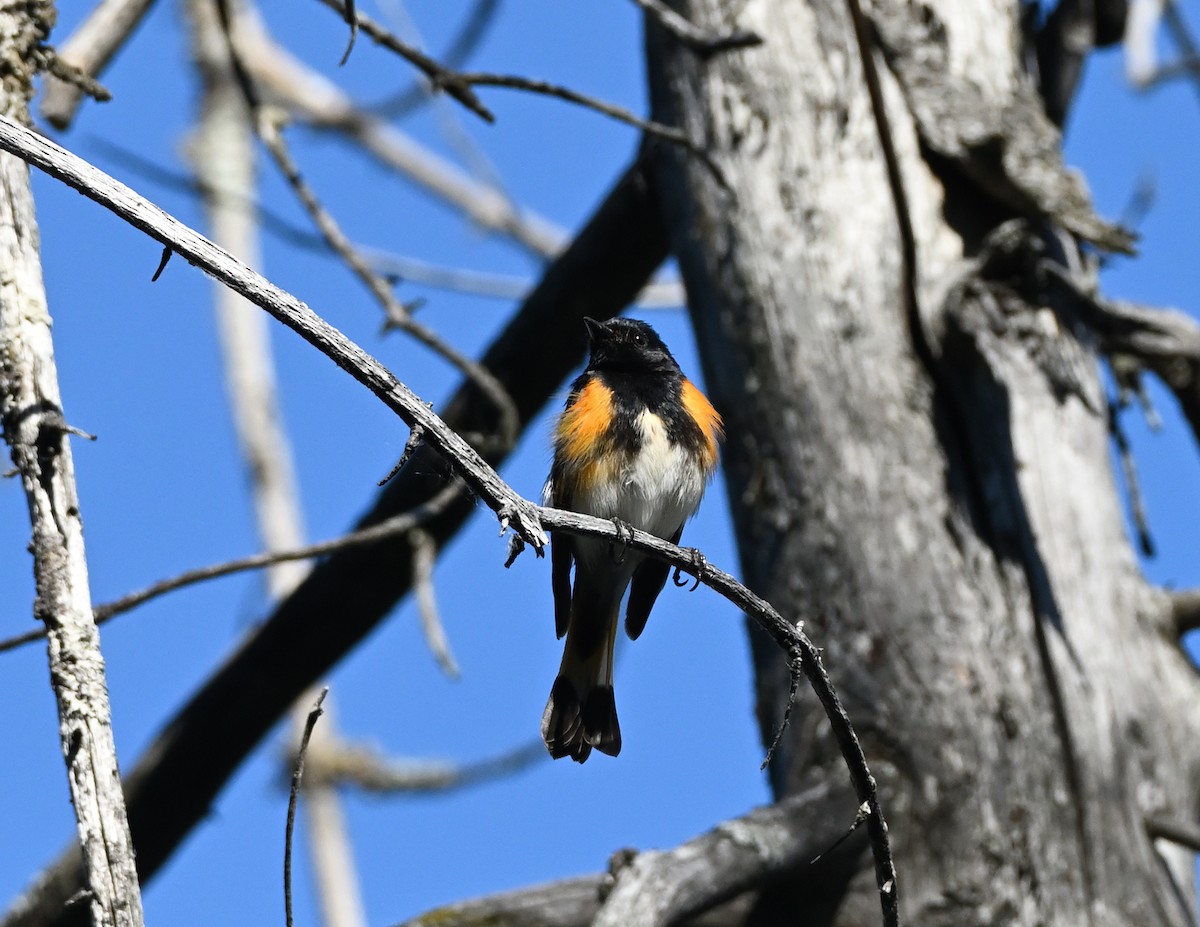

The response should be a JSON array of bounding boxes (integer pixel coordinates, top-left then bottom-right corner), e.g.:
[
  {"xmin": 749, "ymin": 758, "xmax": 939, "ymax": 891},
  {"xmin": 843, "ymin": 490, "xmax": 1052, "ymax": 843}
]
[{"xmin": 583, "ymin": 317, "xmax": 604, "ymax": 344}]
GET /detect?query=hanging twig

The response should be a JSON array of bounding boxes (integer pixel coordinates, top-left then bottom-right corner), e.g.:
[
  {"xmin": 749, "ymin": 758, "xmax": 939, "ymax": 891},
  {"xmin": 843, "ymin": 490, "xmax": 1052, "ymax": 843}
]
[{"xmin": 409, "ymin": 528, "xmax": 460, "ymax": 679}]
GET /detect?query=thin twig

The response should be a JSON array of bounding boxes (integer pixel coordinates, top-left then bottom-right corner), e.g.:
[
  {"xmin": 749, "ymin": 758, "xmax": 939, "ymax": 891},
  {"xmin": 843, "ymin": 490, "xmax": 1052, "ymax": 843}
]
[
  {"xmin": 314, "ymin": 0, "xmax": 723, "ymax": 182},
  {"xmin": 286, "ymin": 688, "xmax": 329, "ymax": 927},
  {"xmin": 314, "ymin": 0, "xmax": 494, "ymax": 121},
  {"xmin": 1107, "ymin": 400, "xmax": 1155, "ymax": 556},
  {"xmin": 371, "ymin": 0, "xmax": 501, "ymax": 117},
  {"xmin": 410, "ymin": 528, "xmax": 460, "ymax": 679},
  {"xmin": 303, "ymin": 738, "xmax": 546, "ymax": 793},
  {"xmin": 379, "ymin": 423, "xmax": 426, "ymax": 486},
  {"xmin": 630, "ymin": 0, "xmax": 763, "ymax": 57},
  {"xmin": 0, "ymin": 484, "xmax": 463, "ymax": 655},
  {"xmin": 230, "ymin": 13, "xmax": 567, "ymax": 257},
  {"xmin": 458, "ymin": 71, "xmax": 728, "ymax": 185},
  {"xmin": 251, "ymin": 112, "xmax": 519, "ymax": 445}
]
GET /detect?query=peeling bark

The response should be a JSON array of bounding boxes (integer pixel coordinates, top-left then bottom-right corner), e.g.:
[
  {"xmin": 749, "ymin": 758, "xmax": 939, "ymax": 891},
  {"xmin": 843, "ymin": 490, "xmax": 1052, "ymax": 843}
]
[{"xmin": 646, "ymin": 0, "xmax": 1199, "ymax": 924}]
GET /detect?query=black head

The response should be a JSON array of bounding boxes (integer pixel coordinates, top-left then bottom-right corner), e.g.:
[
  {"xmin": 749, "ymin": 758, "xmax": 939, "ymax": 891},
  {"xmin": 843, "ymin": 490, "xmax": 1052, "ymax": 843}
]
[{"xmin": 583, "ymin": 318, "xmax": 680, "ymax": 374}]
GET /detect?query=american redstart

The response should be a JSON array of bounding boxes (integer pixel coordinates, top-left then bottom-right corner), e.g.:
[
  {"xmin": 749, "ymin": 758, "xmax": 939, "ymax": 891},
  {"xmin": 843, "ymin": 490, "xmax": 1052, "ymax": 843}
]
[{"xmin": 541, "ymin": 317, "xmax": 723, "ymax": 762}]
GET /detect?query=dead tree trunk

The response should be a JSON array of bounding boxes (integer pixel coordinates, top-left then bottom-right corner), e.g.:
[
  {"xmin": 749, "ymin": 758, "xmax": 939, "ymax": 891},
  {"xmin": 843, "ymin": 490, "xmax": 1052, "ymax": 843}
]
[{"xmin": 647, "ymin": 1, "xmax": 1200, "ymax": 924}]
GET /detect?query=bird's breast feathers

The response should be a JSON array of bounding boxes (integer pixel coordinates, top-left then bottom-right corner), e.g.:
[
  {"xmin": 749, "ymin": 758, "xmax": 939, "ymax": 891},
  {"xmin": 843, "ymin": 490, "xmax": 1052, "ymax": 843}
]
[{"xmin": 553, "ymin": 377, "xmax": 718, "ymax": 540}]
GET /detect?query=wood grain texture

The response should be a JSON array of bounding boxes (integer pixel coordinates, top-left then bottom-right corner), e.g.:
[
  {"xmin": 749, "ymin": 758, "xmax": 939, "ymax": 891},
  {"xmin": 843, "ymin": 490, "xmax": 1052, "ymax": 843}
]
[
  {"xmin": 0, "ymin": 5, "xmax": 145, "ymax": 926},
  {"xmin": 647, "ymin": 0, "xmax": 1200, "ymax": 924}
]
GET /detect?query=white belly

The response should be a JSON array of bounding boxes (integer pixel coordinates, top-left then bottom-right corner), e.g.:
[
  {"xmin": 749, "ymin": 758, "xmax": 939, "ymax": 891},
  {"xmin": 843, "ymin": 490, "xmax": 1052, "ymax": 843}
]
[{"xmin": 573, "ymin": 410, "xmax": 708, "ymax": 541}]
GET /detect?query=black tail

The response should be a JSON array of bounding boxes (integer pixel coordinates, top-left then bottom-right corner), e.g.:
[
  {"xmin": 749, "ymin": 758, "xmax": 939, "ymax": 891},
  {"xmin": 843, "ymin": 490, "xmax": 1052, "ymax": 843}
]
[{"xmin": 541, "ymin": 677, "xmax": 621, "ymax": 763}]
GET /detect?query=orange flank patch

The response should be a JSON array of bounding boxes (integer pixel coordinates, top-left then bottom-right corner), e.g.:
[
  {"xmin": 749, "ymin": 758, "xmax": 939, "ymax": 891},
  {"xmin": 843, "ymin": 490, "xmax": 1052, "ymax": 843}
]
[
  {"xmin": 557, "ymin": 378, "xmax": 614, "ymax": 466},
  {"xmin": 682, "ymin": 379, "xmax": 723, "ymax": 470}
]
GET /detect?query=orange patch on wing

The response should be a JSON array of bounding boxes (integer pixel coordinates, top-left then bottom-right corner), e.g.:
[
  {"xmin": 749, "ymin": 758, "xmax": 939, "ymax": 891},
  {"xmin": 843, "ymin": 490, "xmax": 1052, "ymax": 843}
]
[
  {"xmin": 682, "ymin": 379, "xmax": 723, "ymax": 470},
  {"xmin": 557, "ymin": 378, "xmax": 614, "ymax": 465}
]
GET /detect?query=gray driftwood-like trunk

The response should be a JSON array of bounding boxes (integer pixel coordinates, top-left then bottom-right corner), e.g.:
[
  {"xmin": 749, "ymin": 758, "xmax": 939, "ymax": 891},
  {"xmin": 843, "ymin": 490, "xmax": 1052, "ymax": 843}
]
[{"xmin": 648, "ymin": 0, "xmax": 1200, "ymax": 924}]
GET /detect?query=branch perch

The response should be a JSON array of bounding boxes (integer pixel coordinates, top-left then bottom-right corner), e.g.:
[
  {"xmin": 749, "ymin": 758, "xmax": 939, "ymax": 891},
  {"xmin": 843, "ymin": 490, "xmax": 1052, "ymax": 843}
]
[{"xmin": 1, "ymin": 154, "xmax": 665, "ymax": 927}]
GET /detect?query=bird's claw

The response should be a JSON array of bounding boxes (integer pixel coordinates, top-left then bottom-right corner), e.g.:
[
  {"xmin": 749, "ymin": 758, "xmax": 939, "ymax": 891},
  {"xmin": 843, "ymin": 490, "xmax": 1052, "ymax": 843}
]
[
  {"xmin": 609, "ymin": 518, "xmax": 634, "ymax": 564},
  {"xmin": 673, "ymin": 548, "xmax": 706, "ymax": 590}
]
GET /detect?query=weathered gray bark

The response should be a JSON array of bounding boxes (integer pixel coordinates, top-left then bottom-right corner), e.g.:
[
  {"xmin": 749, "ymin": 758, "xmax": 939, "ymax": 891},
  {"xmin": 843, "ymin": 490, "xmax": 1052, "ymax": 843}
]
[
  {"xmin": 0, "ymin": 5, "xmax": 145, "ymax": 927},
  {"xmin": 647, "ymin": 0, "xmax": 1200, "ymax": 924}
]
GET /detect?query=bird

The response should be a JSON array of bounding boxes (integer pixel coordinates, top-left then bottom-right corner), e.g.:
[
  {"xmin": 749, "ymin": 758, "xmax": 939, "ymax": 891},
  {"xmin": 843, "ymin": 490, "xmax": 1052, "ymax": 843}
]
[{"xmin": 541, "ymin": 317, "xmax": 723, "ymax": 762}]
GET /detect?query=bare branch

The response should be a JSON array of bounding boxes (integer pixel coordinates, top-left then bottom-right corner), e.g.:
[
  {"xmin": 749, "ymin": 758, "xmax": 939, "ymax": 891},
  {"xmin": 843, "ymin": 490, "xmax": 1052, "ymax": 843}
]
[
  {"xmin": 251, "ymin": 111, "xmax": 519, "ymax": 445},
  {"xmin": 313, "ymin": 0, "xmax": 723, "ymax": 181},
  {"xmin": 314, "ymin": 0, "xmax": 493, "ymax": 121},
  {"xmin": 631, "ymin": 0, "xmax": 762, "ymax": 57},
  {"xmin": 1170, "ymin": 589, "xmax": 1200, "ymax": 636},
  {"xmin": 396, "ymin": 783, "xmax": 863, "ymax": 927},
  {"xmin": 456, "ymin": 71, "xmax": 727, "ymax": 183},
  {"xmin": 39, "ymin": 0, "xmax": 156, "ymax": 128},
  {"xmin": 1042, "ymin": 265, "xmax": 1200, "ymax": 452},
  {"xmin": 1147, "ymin": 815, "xmax": 1200, "ymax": 853},
  {"xmin": 1, "ymin": 155, "xmax": 669, "ymax": 927},
  {"xmin": 286, "ymin": 689, "xmax": 329, "ymax": 927},
  {"xmin": 0, "ymin": 8, "xmax": 143, "ymax": 924},
  {"xmin": 0, "ymin": 483, "xmax": 463, "ymax": 655},
  {"xmin": 409, "ymin": 528, "xmax": 460, "ymax": 678},
  {"xmin": 371, "ymin": 0, "xmax": 502, "ymax": 117},
  {"xmin": 236, "ymin": 11, "xmax": 564, "ymax": 256},
  {"xmin": 517, "ymin": 508, "xmax": 898, "ymax": 927},
  {"xmin": 0, "ymin": 114, "xmax": 549, "ymax": 551},
  {"xmin": 302, "ymin": 738, "xmax": 546, "ymax": 793}
]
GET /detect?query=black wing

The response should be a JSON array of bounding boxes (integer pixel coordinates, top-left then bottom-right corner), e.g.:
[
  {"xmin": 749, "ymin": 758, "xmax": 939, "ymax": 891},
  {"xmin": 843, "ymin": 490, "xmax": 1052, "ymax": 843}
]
[{"xmin": 625, "ymin": 525, "xmax": 683, "ymax": 640}]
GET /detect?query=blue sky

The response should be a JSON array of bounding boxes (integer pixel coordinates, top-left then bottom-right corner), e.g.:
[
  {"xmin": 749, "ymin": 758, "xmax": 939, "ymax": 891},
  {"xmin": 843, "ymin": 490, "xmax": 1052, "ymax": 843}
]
[{"xmin": 0, "ymin": 2, "xmax": 1196, "ymax": 925}]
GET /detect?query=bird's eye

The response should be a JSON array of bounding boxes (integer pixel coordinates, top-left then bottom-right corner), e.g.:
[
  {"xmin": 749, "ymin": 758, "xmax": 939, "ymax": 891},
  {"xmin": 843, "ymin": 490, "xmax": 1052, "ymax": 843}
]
[{"xmin": 633, "ymin": 333, "xmax": 646, "ymax": 346}]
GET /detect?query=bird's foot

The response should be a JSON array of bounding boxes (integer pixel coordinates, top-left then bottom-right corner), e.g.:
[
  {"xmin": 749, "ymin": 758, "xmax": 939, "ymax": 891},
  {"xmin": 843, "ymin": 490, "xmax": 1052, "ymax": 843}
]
[
  {"xmin": 609, "ymin": 518, "xmax": 634, "ymax": 564},
  {"xmin": 673, "ymin": 547, "xmax": 706, "ymax": 591}
]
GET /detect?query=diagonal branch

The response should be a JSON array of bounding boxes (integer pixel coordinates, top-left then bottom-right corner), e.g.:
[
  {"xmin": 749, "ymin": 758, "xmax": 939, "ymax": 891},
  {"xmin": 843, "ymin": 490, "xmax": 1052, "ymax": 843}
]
[
  {"xmin": 0, "ymin": 483, "xmax": 463, "ymax": 656},
  {"xmin": 396, "ymin": 783, "xmax": 864, "ymax": 927},
  {"xmin": 1, "ymin": 150, "xmax": 670, "ymax": 927},
  {"xmin": 0, "ymin": 113, "xmax": 548, "ymax": 552}
]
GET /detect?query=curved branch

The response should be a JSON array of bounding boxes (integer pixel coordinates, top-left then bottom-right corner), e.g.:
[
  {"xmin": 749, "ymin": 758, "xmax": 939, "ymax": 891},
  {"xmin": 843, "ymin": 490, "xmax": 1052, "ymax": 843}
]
[
  {"xmin": 0, "ymin": 113, "xmax": 548, "ymax": 551},
  {"xmin": 1, "ymin": 149, "xmax": 670, "ymax": 927}
]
